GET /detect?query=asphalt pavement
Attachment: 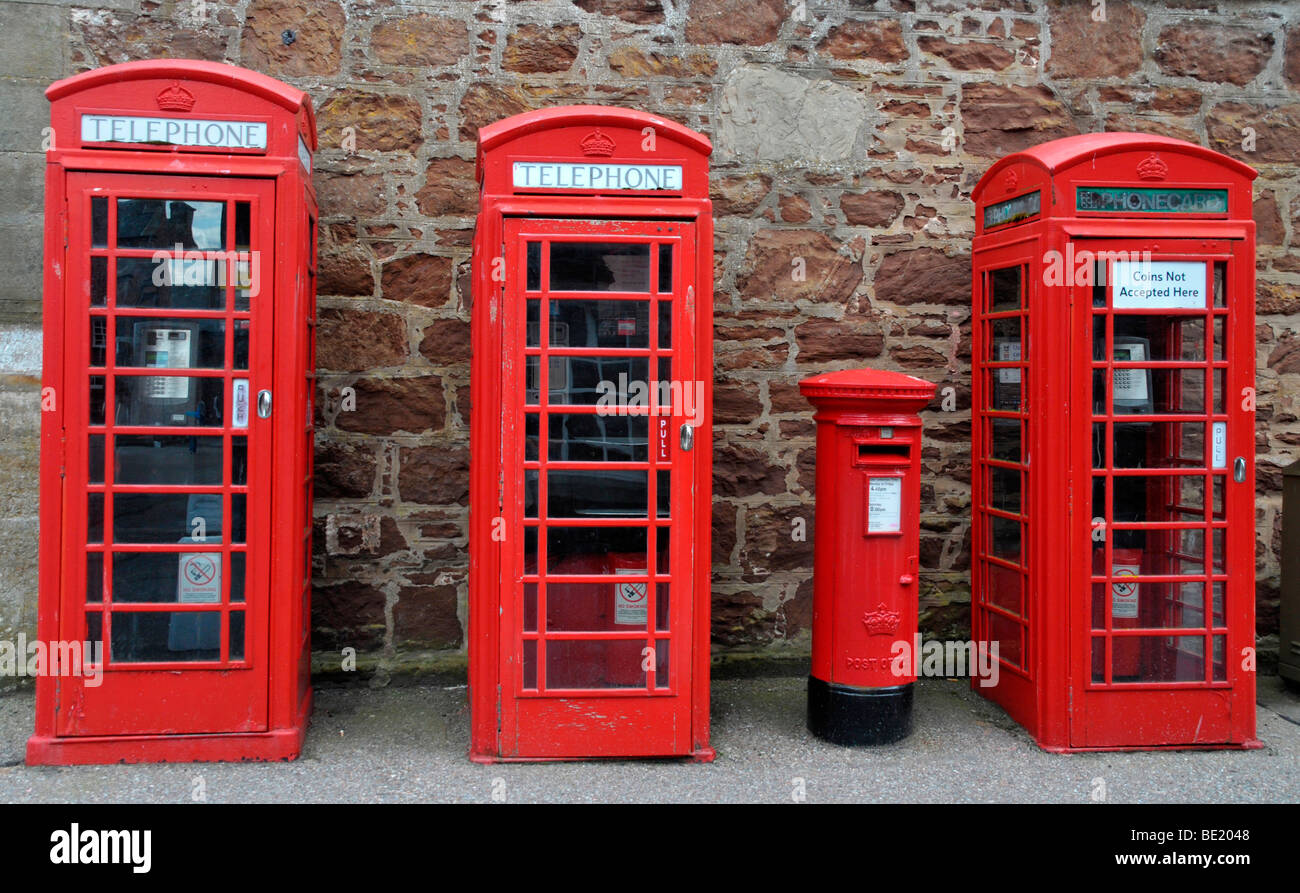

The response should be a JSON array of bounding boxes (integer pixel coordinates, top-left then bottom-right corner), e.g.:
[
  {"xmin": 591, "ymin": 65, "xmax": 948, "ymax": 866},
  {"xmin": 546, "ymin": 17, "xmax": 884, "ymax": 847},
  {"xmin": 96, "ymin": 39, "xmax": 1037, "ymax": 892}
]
[{"xmin": 0, "ymin": 675, "xmax": 1296, "ymax": 803}]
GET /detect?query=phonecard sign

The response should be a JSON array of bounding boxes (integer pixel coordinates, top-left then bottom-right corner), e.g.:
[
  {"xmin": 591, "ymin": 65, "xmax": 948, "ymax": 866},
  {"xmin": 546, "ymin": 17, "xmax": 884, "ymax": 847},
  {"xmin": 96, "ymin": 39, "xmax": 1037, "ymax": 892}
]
[
  {"xmin": 177, "ymin": 552, "xmax": 221, "ymax": 604},
  {"xmin": 614, "ymin": 567, "xmax": 648, "ymax": 625},
  {"xmin": 866, "ymin": 477, "xmax": 902, "ymax": 534},
  {"xmin": 1111, "ymin": 260, "xmax": 1206, "ymax": 310}
]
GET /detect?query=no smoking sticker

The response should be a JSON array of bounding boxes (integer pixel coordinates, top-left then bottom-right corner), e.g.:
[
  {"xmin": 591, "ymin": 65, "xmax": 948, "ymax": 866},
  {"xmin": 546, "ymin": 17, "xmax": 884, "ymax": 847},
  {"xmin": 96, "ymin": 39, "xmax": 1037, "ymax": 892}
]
[
  {"xmin": 614, "ymin": 567, "xmax": 648, "ymax": 626},
  {"xmin": 177, "ymin": 552, "xmax": 222, "ymax": 604}
]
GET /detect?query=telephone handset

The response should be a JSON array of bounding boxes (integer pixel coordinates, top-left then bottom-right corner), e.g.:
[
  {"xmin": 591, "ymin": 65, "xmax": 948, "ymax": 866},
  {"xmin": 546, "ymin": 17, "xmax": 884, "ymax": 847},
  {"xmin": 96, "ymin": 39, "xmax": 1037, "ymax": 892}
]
[
  {"xmin": 992, "ymin": 339, "xmax": 1020, "ymax": 411},
  {"xmin": 142, "ymin": 327, "xmax": 192, "ymax": 401},
  {"xmin": 1112, "ymin": 336, "xmax": 1153, "ymax": 414}
]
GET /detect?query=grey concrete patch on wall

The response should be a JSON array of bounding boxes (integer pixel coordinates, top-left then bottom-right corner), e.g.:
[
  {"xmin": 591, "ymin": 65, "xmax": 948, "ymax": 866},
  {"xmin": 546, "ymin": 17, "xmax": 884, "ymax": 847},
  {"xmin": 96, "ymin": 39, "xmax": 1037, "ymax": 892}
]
[{"xmin": 716, "ymin": 66, "xmax": 868, "ymax": 165}]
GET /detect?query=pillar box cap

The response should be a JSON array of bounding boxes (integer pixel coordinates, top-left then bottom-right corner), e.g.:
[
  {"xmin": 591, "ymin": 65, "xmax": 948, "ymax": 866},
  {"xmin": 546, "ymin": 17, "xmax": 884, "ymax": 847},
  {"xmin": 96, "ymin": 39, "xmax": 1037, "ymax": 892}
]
[{"xmin": 799, "ymin": 368, "xmax": 936, "ymax": 417}]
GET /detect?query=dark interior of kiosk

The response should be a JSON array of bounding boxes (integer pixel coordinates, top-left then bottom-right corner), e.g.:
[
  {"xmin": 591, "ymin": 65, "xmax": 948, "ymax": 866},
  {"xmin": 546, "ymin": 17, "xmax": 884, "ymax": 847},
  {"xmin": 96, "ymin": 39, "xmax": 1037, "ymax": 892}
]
[
  {"xmin": 519, "ymin": 241, "xmax": 675, "ymax": 688},
  {"xmin": 91, "ymin": 198, "xmax": 253, "ymax": 661}
]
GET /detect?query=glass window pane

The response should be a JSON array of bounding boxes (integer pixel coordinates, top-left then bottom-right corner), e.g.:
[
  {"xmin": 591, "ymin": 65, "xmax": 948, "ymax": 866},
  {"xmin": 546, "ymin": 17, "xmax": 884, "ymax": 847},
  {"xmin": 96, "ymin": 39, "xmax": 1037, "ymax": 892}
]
[
  {"xmin": 550, "ymin": 242, "xmax": 650, "ymax": 292},
  {"xmin": 87, "ymin": 612, "xmax": 103, "ymax": 649},
  {"xmin": 523, "ymin": 639, "xmax": 537, "ymax": 689},
  {"xmin": 1112, "ymin": 368, "xmax": 1205, "ymax": 415},
  {"xmin": 110, "ymin": 610, "xmax": 221, "ymax": 662},
  {"xmin": 987, "ymin": 611, "xmax": 1022, "ymax": 668},
  {"xmin": 232, "ymin": 494, "xmax": 246, "ymax": 544},
  {"xmin": 89, "ymin": 434, "xmax": 104, "ymax": 484},
  {"xmin": 114, "ymin": 550, "xmax": 224, "ymax": 604},
  {"xmin": 231, "ymin": 551, "xmax": 246, "ymax": 603},
  {"xmin": 988, "ymin": 464, "xmax": 1021, "ymax": 513},
  {"xmin": 658, "ymin": 301, "xmax": 672, "ymax": 348},
  {"xmin": 987, "ymin": 368, "xmax": 1020, "ymax": 412},
  {"xmin": 544, "ymin": 356, "xmax": 650, "ymax": 405},
  {"xmin": 990, "ymin": 419, "xmax": 1020, "ymax": 462},
  {"xmin": 989, "ymin": 516, "xmax": 1020, "ymax": 562},
  {"xmin": 547, "ymin": 526, "xmax": 646, "ymax": 572},
  {"xmin": 525, "ymin": 413, "xmax": 539, "ymax": 461},
  {"xmin": 113, "ymin": 492, "xmax": 223, "ymax": 544},
  {"xmin": 526, "ymin": 242, "xmax": 541, "ymax": 291},
  {"xmin": 1113, "ymin": 315, "xmax": 1205, "ymax": 361},
  {"xmin": 229, "ymin": 611, "xmax": 245, "ymax": 661},
  {"xmin": 1112, "ymin": 421, "xmax": 1205, "ymax": 468},
  {"xmin": 544, "ymin": 581, "xmax": 651, "ymax": 632},
  {"xmin": 232, "ymin": 438, "xmax": 247, "ymax": 486},
  {"xmin": 113, "ymin": 375, "xmax": 225, "ymax": 426},
  {"xmin": 90, "ymin": 375, "xmax": 106, "ymax": 425},
  {"xmin": 115, "ymin": 435, "xmax": 225, "ymax": 485},
  {"xmin": 545, "ymin": 640, "xmax": 645, "ymax": 689},
  {"xmin": 655, "ymin": 638, "xmax": 669, "ymax": 688},
  {"xmin": 117, "ymin": 199, "xmax": 225, "ymax": 250},
  {"xmin": 549, "ymin": 299, "xmax": 650, "ymax": 347},
  {"xmin": 91, "ymin": 197, "xmax": 108, "ymax": 248},
  {"xmin": 88, "ymin": 493, "xmax": 104, "ymax": 544},
  {"xmin": 86, "ymin": 552, "xmax": 104, "ymax": 603},
  {"xmin": 525, "ymin": 469, "xmax": 538, "ymax": 518},
  {"xmin": 989, "ymin": 563, "xmax": 1022, "ymax": 615},
  {"xmin": 526, "ymin": 299, "xmax": 540, "ymax": 346},
  {"xmin": 91, "ymin": 317, "xmax": 107, "ymax": 367},
  {"xmin": 657, "ymin": 244, "xmax": 672, "ymax": 293},
  {"xmin": 989, "ymin": 267, "xmax": 1021, "ymax": 312},
  {"xmin": 115, "ymin": 256, "xmax": 225, "ymax": 309},
  {"xmin": 655, "ymin": 583, "xmax": 669, "ymax": 632},
  {"xmin": 234, "ymin": 319, "xmax": 250, "ymax": 371},
  {"xmin": 548, "ymin": 469, "xmax": 647, "ymax": 518},
  {"xmin": 91, "ymin": 257, "xmax": 107, "ymax": 307},
  {"xmin": 989, "ymin": 316, "xmax": 1020, "ymax": 361},
  {"xmin": 546, "ymin": 413, "xmax": 648, "ymax": 462},
  {"xmin": 114, "ymin": 318, "xmax": 225, "ymax": 369},
  {"xmin": 654, "ymin": 528, "xmax": 670, "ymax": 577},
  {"xmin": 235, "ymin": 202, "xmax": 250, "ymax": 251}
]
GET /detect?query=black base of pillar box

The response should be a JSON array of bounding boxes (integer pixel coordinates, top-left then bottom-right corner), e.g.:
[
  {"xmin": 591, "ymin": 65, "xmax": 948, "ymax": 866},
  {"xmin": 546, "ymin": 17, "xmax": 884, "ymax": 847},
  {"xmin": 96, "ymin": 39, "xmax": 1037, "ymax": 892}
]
[{"xmin": 807, "ymin": 676, "xmax": 913, "ymax": 746}]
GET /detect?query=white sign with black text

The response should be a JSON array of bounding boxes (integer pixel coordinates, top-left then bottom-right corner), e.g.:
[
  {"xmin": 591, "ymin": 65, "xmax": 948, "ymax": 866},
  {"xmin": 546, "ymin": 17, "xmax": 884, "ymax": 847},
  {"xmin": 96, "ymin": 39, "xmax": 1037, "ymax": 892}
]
[{"xmin": 1111, "ymin": 260, "xmax": 1207, "ymax": 310}]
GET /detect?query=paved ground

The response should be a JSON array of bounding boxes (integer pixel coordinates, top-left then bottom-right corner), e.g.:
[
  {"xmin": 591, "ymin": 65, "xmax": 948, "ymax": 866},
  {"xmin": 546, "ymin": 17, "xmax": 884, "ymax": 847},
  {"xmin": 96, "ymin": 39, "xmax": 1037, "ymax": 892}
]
[{"xmin": 0, "ymin": 675, "xmax": 1297, "ymax": 803}]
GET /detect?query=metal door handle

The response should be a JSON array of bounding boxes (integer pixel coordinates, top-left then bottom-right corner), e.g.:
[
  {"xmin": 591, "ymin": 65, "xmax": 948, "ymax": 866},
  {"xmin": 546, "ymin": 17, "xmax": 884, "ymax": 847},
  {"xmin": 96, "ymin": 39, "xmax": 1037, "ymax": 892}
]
[
  {"xmin": 679, "ymin": 424, "xmax": 694, "ymax": 452},
  {"xmin": 1233, "ymin": 456, "xmax": 1246, "ymax": 483},
  {"xmin": 257, "ymin": 389, "xmax": 272, "ymax": 419}
]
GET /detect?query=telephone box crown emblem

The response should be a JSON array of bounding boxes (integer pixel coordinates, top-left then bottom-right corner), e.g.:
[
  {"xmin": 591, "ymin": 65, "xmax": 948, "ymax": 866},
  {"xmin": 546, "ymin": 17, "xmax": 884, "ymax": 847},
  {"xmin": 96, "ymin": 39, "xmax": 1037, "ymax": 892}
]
[
  {"xmin": 1002, "ymin": 169, "xmax": 1019, "ymax": 193},
  {"xmin": 580, "ymin": 128, "xmax": 616, "ymax": 157},
  {"xmin": 156, "ymin": 82, "xmax": 196, "ymax": 113},
  {"xmin": 1136, "ymin": 153, "xmax": 1168, "ymax": 181},
  {"xmin": 862, "ymin": 603, "xmax": 901, "ymax": 636}
]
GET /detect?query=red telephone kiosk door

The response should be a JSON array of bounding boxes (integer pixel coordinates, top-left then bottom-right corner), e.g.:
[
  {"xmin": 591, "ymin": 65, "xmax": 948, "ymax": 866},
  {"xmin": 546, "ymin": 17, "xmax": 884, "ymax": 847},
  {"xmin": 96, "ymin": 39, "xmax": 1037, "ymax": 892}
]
[
  {"xmin": 1074, "ymin": 237, "xmax": 1253, "ymax": 747},
  {"xmin": 60, "ymin": 173, "xmax": 274, "ymax": 736},
  {"xmin": 501, "ymin": 218, "xmax": 697, "ymax": 757}
]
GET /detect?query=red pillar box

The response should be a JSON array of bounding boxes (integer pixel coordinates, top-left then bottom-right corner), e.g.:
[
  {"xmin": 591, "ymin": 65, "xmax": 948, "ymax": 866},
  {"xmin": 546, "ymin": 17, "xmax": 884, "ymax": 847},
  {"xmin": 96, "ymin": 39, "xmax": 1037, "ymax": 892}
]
[
  {"xmin": 971, "ymin": 133, "xmax": 1260, "ymax": 751},
  {"xmin": 800, "ymin": 369, "xmax": 935, "ymax": 745},
  {"xmin": 469, "ymin": 107, "xmax": 715, "ymax": 761},
  {"xmin": 29, "ymin": 60, "xmax": 318, "ymax": 765}
]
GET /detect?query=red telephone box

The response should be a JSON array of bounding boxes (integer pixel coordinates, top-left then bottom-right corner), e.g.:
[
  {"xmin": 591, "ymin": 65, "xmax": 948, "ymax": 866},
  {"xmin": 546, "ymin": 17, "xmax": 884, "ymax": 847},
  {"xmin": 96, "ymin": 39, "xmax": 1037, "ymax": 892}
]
[
  {"xmin": 469, "ymin": 107, "xmax": 714, "ymax": 761},
  {"xmin": 29, "ymin": 60, "xmax": 318, "ymax": 764},
  {"xmin": 800, "ymin": 369, "xmax": 935, "ymax": 746},
  {"xmin": 970, "ymin": 133, "xmax": 1260, "ymax": 751}
]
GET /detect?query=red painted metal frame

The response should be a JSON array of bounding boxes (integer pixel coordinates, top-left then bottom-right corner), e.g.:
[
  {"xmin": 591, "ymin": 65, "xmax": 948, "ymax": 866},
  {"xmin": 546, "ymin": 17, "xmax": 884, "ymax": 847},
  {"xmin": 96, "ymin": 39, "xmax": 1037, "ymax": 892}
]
[
  {"xmin": 470, "ymin": 107, "xmax": 713, "ymax": 762},
  {"xmin": 29, "ymin": 60, "xmax": 317, "ymax": 764},
  {"xmin": 971, "ymin": 133, "xmax": 1259, "ymax": 751}
]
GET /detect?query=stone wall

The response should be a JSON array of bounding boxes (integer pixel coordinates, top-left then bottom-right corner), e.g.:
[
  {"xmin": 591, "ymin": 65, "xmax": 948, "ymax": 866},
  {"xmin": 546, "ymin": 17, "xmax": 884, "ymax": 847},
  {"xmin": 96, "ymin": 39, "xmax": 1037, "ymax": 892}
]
[{"xmin": 1, "ymin": 0, "xmax": 1297, "ymax": 676}]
